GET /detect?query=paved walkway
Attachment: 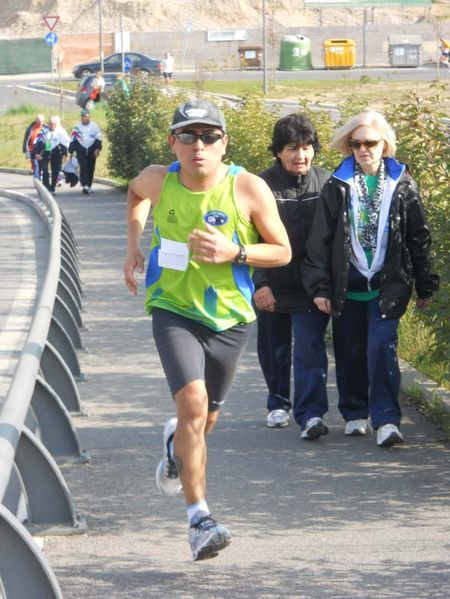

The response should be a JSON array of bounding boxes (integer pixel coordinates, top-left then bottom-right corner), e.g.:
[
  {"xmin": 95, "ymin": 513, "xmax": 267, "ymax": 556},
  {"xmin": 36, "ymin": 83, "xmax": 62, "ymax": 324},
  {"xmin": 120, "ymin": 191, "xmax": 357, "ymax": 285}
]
[
  {"xmin": 1, "ymin": 173, "xmax": 449, "ymax": 599},
  {"xmin": 0, "ymin": 183, "xmax": 48, "ymax": 398}
]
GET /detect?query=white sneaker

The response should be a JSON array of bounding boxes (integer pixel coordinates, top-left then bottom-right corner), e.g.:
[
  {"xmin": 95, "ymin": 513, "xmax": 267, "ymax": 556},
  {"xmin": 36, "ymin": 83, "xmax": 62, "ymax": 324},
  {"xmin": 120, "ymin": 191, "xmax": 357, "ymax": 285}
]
[
  {"xmin": 377, "ymin": 424, "xmax": 404, "ymax": 447},
  {"xmin": 266, "ymin": 409, "xmax": 289, "ymax": 428},
  {"xmin": 155, "ymin": 417, "xmax": 182, "ymax": 495},
  {"xmin": 301, "ymin": 417, "xmax": 329, "ymax": 440},
  {"xmin": 87, "ymin": 187, "xmax": 93, "ymax": 194},
  {"xmin": 345, "ymin": 419, "xmax": 371, "ymax": 436}
]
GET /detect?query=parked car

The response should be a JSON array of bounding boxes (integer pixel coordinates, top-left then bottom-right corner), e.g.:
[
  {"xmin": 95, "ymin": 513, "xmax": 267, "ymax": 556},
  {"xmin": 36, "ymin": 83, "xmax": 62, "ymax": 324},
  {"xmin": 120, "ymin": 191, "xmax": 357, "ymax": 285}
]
[
  {"xmin": 72, "ymin": 52, "xmax": 163, "ymax": 79},
  {"xmin": 75, "ymin": 73, "xmax": 119, "ymax": 108}
]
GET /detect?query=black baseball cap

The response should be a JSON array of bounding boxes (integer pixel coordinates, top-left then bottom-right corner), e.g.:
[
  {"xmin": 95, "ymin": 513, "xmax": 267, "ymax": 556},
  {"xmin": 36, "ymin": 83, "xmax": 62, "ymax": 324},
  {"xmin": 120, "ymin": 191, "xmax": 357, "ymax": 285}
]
[{"xmin": 171, "ymin": 99, "xmax": 227, "ymax": 132}]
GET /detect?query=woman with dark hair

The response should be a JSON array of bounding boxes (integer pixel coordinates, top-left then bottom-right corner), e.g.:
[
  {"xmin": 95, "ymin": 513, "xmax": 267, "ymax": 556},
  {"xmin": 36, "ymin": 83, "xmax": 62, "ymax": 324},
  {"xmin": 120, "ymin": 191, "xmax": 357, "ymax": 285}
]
[
  {"xmin": 253, "ymin": 113, "xmax": 331, "ymax": 439},
  {"xmin": 302, "ymin": 110, "xmax": 439, "ymax": 447}
]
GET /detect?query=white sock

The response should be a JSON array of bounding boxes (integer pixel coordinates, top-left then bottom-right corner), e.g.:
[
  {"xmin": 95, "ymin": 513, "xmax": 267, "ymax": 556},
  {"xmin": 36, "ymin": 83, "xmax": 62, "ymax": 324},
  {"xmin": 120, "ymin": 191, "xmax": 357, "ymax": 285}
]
[{"xmin": 187, "ymin": 499, "xmax": 209, "ymax": 525}]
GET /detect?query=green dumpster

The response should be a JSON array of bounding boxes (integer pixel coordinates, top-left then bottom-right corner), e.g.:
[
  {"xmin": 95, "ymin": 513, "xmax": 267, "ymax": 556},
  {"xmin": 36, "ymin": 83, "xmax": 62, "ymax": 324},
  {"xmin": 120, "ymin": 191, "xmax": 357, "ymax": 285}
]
[{"xmin": 279, "ymin": 35, "xmax": 312, "ymax": 71}]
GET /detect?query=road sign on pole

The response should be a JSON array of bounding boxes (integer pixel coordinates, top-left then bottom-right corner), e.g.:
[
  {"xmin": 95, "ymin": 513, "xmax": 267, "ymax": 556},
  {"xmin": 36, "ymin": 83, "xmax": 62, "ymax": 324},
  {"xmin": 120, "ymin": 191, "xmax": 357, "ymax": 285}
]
[
  {"xmin": 44, "ymin": 32, "xmax": 58, "ymax": 47},
  {"xmin": 43, "ymin": 16, "xmax": 60, "ymax": 31}
]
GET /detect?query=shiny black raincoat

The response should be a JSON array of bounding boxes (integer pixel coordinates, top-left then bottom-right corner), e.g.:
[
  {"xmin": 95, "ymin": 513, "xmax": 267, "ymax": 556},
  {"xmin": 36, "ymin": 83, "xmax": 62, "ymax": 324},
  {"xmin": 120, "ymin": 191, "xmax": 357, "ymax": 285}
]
[{"xmin": 302, "ymin": 156, "xmax": 440, "ymax": 319}]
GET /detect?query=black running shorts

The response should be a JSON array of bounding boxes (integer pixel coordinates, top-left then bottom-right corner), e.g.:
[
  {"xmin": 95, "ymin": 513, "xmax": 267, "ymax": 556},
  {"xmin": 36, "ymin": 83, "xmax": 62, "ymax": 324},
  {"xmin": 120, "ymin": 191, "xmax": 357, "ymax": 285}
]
[{"xmin": 152, "ymin": 308, "xmax": 252, "ymax": 411}]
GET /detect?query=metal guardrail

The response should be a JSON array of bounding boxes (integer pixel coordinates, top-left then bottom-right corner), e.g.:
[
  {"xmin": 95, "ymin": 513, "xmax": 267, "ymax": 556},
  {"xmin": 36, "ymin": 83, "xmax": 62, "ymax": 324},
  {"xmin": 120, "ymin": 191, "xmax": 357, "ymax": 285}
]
[{"xmin": 0, "ymin": 180, "xmax": 89, "ymax": 599}]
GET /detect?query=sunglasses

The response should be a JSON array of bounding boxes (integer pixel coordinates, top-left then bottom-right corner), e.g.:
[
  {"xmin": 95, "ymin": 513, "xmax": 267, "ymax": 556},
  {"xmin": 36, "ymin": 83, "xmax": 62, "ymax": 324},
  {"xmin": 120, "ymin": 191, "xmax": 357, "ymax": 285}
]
[
  {"xmin": 348, "ymin": 139, "xmax": 382, "ymax": 150},
  {"xmin": 174, "ymin": 131, "xmax": 224, "ymax": 145}
]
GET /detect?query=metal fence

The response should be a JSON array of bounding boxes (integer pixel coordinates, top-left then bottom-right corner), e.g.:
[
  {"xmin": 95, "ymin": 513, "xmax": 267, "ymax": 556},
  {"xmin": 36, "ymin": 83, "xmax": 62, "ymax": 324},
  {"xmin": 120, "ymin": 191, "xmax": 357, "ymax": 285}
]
[
  {"xmin": 0, "ymin": 179, "xmax": 88, "ymax": 599},
  {"xmin": 0, "ymin": 39, "xmax": 51, "ymax": 75}
]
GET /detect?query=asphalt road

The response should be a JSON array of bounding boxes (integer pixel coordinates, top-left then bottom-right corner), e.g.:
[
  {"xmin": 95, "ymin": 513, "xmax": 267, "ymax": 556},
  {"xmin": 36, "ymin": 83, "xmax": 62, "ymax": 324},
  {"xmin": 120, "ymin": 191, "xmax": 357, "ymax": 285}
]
[
  {"xmin": 1, "ymin": 173, "xmax": 448, "ymax": 599},
  {"xmin": 1, "ymin": 64, "xmax": 449, "ymax": 115}
]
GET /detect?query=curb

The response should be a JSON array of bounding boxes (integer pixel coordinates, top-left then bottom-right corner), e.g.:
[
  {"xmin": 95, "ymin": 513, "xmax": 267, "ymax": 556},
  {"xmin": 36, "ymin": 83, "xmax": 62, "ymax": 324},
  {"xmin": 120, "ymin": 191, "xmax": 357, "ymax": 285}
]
[{"xmin": 399, "ymin": 358, "xmax": 450, "ymax": 417}]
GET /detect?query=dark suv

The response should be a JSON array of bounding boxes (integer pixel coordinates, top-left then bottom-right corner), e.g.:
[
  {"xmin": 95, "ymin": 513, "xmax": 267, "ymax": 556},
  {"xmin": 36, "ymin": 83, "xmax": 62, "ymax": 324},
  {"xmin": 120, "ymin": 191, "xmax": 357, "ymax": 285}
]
[{"xmin": 72, "ymin": 52, "xmax": 163, "ymax": 79}]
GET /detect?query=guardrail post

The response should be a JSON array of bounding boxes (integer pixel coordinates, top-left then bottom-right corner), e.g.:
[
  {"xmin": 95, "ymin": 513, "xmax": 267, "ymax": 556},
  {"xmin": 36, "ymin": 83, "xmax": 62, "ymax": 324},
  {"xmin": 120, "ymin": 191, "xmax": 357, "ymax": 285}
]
[
  {"xmin": 0, "ymin": 505, "xmax": 64, "ymax": 599},
  {"xmin": 61, "ymin": 253, "xmax": 83, "ymax": 296},
  {"xmin": 40, "ymin": 342, "xmax": 83, "ymax": 414},
  {"xmin": 15, "ymin": 428, "xmax": 87, "ymax": 535},
  {"xmin": 53, "ymin": 296, "xmax": 84, "ymax": 351},
  {"xmin": 60, "ymin": 265, "xmax": 83, "ymax": 310},
  {"xmin": 61, "ymin": 245, "xmax": 78, "ymax": 280},
  {"xmin": 31, "ymin": 376, "xmax": 89, "ymax": 462},
  {"xmin": 56, "ymin": 281, "xmax": 83, "ymax": 328},
  {"xmin": 48, "ymin": 317, "xmax": 84, "ymax": 380}
]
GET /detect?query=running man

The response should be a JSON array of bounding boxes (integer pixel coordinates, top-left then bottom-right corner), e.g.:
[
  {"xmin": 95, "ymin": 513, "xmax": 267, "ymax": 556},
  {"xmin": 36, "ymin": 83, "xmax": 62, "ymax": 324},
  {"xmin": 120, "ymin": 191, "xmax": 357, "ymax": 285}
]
[{"xmin": 123, "ymin": 99, "xmax": 291, "ymax": 561}]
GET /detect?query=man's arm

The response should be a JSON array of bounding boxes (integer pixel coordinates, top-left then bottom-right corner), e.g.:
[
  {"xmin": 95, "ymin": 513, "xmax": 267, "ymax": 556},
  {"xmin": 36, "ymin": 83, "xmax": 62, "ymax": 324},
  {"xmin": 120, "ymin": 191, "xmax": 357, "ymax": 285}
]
[
  {"xmin": 239, "ymin": 172, "xmax": 291, "ymax": 267},
  {"xmin": 123, "ymin": 165, "xmax": 166, "ymax": 295},
  {"xmin": 188, "ymin": 172, "xmax": 291, "ymax": 267}
]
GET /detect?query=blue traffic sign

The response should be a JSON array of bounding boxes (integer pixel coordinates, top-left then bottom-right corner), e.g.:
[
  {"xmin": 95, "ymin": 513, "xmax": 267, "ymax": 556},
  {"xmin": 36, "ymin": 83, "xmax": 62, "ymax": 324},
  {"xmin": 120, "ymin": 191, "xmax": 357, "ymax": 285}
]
[
  {"xmin": 124, "ymin": 57, "xmax": 133, "ymax": 73},
  {"xmin": 44, "ymin": 32, "xmax": 58, "ymax": 47}
]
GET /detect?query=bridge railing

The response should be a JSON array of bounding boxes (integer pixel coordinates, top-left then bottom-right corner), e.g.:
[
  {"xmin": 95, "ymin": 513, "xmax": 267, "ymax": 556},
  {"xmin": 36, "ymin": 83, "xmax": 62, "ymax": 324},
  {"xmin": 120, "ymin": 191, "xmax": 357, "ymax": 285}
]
[{"xmin": 0, "ymin": 179, "xmax": 89, "ymax": 599}]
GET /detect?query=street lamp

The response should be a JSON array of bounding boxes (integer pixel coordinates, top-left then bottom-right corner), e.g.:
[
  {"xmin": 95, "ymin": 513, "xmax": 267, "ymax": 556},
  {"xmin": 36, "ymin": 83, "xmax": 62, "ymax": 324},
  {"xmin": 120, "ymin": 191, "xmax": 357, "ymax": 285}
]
[
  {"xmin": 99, "ymin": 0, "xmax": 104, "ymax": 72},
  {"xmin": 263, "ymin": 0, "xmax": 268, "ymax": 94}
]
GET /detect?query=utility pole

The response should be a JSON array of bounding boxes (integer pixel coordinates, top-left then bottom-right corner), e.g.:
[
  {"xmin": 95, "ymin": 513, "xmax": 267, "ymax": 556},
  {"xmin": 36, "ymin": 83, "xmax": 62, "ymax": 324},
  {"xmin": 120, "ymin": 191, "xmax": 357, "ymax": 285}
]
[
  {"xmin": 263, "ymin": 0, "xmax": 268, "ymax": 95},
  {"xmin": 120, "ymin": 13, "xmax": 125, "ymax": 75},
  {"xmin": 99, "ymin": 0, "xmax": 104, "ymax": 72}
]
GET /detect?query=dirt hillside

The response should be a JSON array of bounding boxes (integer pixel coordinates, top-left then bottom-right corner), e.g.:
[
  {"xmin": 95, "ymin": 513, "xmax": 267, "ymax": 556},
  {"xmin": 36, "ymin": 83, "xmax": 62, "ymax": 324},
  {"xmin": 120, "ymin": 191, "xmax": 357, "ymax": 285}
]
[{"xmin": 1, "ymin": 0, "xmax": 449, "ymax": 39}]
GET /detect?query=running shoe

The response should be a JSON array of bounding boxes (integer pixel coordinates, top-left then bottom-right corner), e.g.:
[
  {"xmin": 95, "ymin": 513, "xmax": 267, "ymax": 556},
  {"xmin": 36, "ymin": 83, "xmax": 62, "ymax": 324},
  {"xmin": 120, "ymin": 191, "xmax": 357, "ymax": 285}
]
[
  {"xmin": 155, "ymin": 417, "xmax": 182, "ymax": 495},
  {"xmin": 189, "ymin": 511, "xmax": 231, "ymax": 561}
]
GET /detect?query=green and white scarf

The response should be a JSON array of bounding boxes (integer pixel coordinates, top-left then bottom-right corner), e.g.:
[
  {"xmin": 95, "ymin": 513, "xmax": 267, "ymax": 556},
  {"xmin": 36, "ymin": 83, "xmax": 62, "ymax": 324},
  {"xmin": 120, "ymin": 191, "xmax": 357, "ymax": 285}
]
[{"xmin": 353, "ymin": 161, "xmax": 386, "ymax": 264}]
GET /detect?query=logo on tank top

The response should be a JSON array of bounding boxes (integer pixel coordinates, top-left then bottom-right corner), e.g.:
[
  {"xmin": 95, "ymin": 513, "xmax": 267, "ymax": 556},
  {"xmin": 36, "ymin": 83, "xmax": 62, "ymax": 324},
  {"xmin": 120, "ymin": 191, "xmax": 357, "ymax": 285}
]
[
  {"xmin": 204, "ymin": 210, "xmax": 228, "ymax": 226},
  {"xmin": 167, "ymin": 209, "xmax": 178, "ymax": 224}
]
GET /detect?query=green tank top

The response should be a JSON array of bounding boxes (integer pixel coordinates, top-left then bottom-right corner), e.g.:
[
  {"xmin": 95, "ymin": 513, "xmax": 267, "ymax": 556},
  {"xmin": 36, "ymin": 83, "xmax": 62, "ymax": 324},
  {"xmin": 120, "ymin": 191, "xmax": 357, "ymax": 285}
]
[{"xmin": 144, "ymin": 162, "xmax": 259, "ymax": 331}]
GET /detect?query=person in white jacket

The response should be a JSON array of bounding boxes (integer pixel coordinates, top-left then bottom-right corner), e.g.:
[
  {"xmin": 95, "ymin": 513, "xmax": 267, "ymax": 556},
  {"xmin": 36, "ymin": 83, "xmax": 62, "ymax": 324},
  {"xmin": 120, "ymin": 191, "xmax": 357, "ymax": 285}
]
[
  {"xmin": 32, "ymin": 115, "xmax": 70, "ymax": 193},
  {"xmin": 69, "ymin": 109, "xmax": 102, "ymax": 194}
]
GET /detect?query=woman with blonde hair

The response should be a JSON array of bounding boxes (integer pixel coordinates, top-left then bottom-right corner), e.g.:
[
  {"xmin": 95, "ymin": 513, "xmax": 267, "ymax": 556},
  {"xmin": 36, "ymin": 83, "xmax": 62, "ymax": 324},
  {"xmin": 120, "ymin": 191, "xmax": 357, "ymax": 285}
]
[{"xmin": 302, "ymin": 110, "xmax": 439, "ymax": 447}]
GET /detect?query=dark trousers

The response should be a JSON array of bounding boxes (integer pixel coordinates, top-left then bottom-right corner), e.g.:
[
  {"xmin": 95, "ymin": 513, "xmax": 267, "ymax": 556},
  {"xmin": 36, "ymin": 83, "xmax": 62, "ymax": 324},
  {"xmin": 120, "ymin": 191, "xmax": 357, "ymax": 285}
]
[
  {"xmin": 332, "ymin": 297, "xmax": 401, "ymax": 429},
  {"xmin": 257, "ymin": 310, "xmax": 329, "ymax": 427},
  {"xmin": 77, "ymin": 148, "xmax": 97, "ymax": 188},
  {"xmin": 42, "ymin": 149, "xmax": 63, "ymax": 192}
]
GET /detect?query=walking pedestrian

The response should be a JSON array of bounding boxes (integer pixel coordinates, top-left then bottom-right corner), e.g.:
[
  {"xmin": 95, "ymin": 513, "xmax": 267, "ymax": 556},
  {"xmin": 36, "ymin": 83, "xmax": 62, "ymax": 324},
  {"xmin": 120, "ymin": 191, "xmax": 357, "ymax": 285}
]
[
  {"xmin": 253, "ymin": 113, "xmax": 331, "ymax": 439},
  {"xmin": 161, "ymin": 52, "xmax": 174, "ymax": 92},
  {"xmin": 23, "ymin": 113, "xmax": 45, "ymax": 177},
  {"xmin": 302, "ymin": 110, "xmax": 439, "ymax": 446},
  {"xmin": 69, "ymin": 109, "xmax": 102, "ymax": 194},
  {"xmin": 32, "ymin": 115, "xmax": 69, "ymax": 193},
  {"xmin": 123, "ymin": 99, "xmax": 291, "ymax": 561}
]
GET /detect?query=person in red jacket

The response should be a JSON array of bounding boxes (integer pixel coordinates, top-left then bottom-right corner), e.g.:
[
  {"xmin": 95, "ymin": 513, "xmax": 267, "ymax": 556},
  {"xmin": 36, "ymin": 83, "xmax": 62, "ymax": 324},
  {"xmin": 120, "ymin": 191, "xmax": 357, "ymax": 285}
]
[{"xmin": 22, "ymin": 114, "xmax": 45, "ymax": 176}]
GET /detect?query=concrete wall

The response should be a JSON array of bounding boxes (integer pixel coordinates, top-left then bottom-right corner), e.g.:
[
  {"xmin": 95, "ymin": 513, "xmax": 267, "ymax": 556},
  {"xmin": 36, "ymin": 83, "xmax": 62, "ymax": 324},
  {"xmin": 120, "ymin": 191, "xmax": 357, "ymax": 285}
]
[
  {"xmin": 131, "ymin": 23, "xmax": 450, "ymax": 70},
  {"xmin": 2, "ymin": 22, "xmax": 449, "ymax": 75},
  {"xmin": 57, "ymin": 34, "xmax": 114, "ymax": 71}
]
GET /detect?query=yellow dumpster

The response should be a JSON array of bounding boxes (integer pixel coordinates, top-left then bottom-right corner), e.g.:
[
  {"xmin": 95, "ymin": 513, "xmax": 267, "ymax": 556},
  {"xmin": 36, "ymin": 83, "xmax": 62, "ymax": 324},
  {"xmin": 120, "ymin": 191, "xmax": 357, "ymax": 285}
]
[{"xmin": 324, "ymin": 39, "xmax": 355, "ymax": 69}]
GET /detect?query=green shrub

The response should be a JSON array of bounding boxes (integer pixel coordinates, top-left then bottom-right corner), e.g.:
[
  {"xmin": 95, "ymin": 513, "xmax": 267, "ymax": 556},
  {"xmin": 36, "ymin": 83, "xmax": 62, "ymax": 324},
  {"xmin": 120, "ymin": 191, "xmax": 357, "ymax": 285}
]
[
  {"xmin": 105, "ymin": 77, "xmax": 184, "ymax": 181},
  {"xmin": 385, "ymin": 85, "xmax": 449, "ymax": 381},
  {"xmin": 222, "ymin": 94, "xmax": 278, "ymax": 173}
]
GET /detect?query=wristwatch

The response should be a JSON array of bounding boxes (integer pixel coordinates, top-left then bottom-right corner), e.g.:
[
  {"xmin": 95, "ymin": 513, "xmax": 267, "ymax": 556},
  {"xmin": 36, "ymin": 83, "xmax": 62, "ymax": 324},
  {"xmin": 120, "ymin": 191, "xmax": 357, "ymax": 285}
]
[{"xmin": 234, "ymin": 243, "xmax": 247, "ymax": 265}]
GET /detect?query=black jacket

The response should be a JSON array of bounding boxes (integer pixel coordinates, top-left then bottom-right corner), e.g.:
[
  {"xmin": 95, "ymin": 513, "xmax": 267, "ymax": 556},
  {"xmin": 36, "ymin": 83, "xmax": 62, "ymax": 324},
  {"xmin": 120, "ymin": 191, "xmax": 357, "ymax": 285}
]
[
  {"xmin": 254, "ymin": 160, "xmax": 330, "ymax": 312},
  {"xmin": 22, "ymin": 121, "xmax": 34, "ymax": 154},
  {"xmin": 302, "ymin": 156, "xmax": 440, "ymax": 319}
]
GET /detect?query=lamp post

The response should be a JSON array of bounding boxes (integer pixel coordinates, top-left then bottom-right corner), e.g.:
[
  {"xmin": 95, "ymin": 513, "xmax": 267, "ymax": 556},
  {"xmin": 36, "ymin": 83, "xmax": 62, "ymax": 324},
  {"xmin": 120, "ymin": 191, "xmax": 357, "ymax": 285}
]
[
  {"xmin": 99, "ymin": 0, "xmax": 104, "ymax": 72},
  {"xmin": 263, "ymin": 0, "xmax": 268, "ymax": 94}
]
